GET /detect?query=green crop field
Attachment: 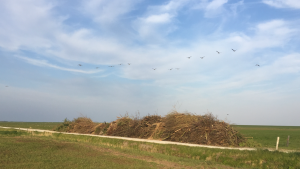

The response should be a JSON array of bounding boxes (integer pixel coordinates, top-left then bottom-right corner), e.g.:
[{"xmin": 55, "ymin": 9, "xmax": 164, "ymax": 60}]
[
  {"xmin": 0, "ymin": 122, "xmax": 61, "ymax": 130},
  {"xmin": 233, "ymin": 125, "xmax": 300, "ymax": 151}
]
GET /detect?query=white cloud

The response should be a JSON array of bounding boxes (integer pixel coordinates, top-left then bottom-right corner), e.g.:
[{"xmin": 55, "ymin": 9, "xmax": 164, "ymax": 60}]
[
  {"xmin": 206, "ymin": 0, "xmax": 228, "ymax": 10},
  {"xmin": 0, "ymin": 0, "xmax": 61, "ymax": 51},
  {"xmin": 230, "ymin": 0, "xmax": 244, "ymax": 17},
  {"xmin": 205, "ymin": 0, "xmax": 228, "ymax": 18},
  {"xmin": 226, "ymin": 20, "xmax": 297, "ymax": 53},
  {"xmin": 83, "ymin": 0, "xmax": 139, "ymax": 24},
  {"xmin": 272, "ymin": 53, "xmax": 300, "ymax": 74},
  {"xmin": 15, "ymin": 55, "xmax": 102, "ymax": 74},
  {"xmin": 132, "ymin": 0, "xmax": 188, "ymax": 41},
  {"xmin": 263, "ymin": 0, "xmax": 300, "ymax": 9},
  {"xmin": 144, "ymin": 13, "xmax": 172, "ymax": 24}
]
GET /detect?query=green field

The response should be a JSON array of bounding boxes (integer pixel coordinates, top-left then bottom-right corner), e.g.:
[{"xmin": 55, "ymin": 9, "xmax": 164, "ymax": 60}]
[
  {"xmin": 0, "ymin": 128, "xmax": 236, "ymax": 169},
  {"xmin": 1, "ymin": 126, "xmax": 300, "ymax": 168},
  {"xmin": 1, "ymin": 122, "xmax": 300, "ymax": 151},
  {"xmin": 0, "ymin": 122, "xmax": 61, "ymax": 130},
  {"xmin": 233, "ymin": 125, "xmax": 300, "ymax": 151}
]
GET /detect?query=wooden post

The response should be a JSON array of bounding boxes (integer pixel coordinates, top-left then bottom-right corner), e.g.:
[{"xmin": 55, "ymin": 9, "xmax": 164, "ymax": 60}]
[
  {"xmin": 286, "ymin": 135, "xmax": 290, "ymax": 147},
  {"xmin": 276, "ymin": 137, "xmax": 280, "ymax": 150}
]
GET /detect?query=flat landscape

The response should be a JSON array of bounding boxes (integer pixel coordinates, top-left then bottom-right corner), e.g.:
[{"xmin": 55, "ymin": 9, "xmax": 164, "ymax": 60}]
[
  {"xmin": 0, "ymin": 122, "xmax": 61, "ymax": 130},
  {"xmin": 1, "ymin": 122, "xmax": 300, "ymax": 168},
  {"xmin": 233, "ymin": 125, "xmax": 300, "ymax": 151}
]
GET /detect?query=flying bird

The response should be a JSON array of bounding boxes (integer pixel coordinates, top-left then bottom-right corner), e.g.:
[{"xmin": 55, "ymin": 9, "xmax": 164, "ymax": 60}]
[
  {"xmin": 187, "ymin": 56, "xmax": 192, "ymax": 59},
  {"xmin": 216, "ymin": 51, "xmax": 220, "ymax": 54},
  {"xmin": 128, "ymin": 63, "xmax": 131, "ymax": 65},
  {"xmin": 169, "ymin": 68, "xmax": 173, "ymax": 70},
  {"xmin": 152, "ymin": 68, "xmax": 156, "ymax": 70},
  {"xmin": 119, "ymin": 64, "xmax": 122, "ymax": 65},
  {"xmin": 109, "ymin": 66, "xmax": 114, "ymax": 67},
  {"xmin": 96, "ymin": 67, "xmax": 99, "ymax": 69},
  {"xmin": 255, "ymin": 64, "xmax": 260, "ymax": 67},
  {"xmin": 232, "ymin": 49, "xmax": 236, "ymax": 52},
  {"xmin": 78, "ymin": 64, "xmax": 82, "ymax": 66},
  {"xmin": 5, "ymin": 86, "xmax": 8, "ymax": 87},
  {"xmin": 200, "ymin": 56, "xmax": 205, "ymax": 59}
]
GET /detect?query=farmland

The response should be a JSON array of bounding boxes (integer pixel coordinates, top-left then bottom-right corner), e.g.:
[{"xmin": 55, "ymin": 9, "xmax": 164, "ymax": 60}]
[
  {"xmin": 0, "ymin": 122, "xmax": 61, "ymax": 130},
  {"xmin": 1, "ymin": 122, "xmax": 300, "ymax": 168},
  {"xmin": 233, "ymin": 125, "xmax": 300, "ymax": 151}
]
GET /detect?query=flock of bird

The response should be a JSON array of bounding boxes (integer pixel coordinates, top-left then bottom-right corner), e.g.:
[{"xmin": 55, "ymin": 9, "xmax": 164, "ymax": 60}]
[{"xmin": 77, "ymin": 48, "xmax": 260, "ymax": 69}]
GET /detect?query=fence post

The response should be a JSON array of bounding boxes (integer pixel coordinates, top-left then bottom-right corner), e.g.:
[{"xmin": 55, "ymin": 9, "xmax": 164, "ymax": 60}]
[
  {"xmin": 286, "ymin": 135, "xmax": 290, "ymax": 147},
  {"xmin": 276, "ymin": 137, "xmax": 280, "ymax": 150}
]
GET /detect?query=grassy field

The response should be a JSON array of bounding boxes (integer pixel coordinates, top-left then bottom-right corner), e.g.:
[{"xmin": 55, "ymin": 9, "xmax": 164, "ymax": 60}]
[
  {"xmin": 233, "ymin": 125, "xmax": 300, "ymax": 151},
  {"xmin": 0, "ymin": 122, "xmax": 61, "ymax": 130},
  {"xmin": 0, "ymin": 128, "xmax": 236, "ymax": 169},
  {"xmin": 1, "ymin": 128, "xmax": 300, "ymax": 168}
]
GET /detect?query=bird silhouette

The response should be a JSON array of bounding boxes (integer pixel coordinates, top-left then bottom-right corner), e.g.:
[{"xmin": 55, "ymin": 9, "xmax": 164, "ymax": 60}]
[
  {"xmin": 200, "ymin": 56, "xmax": 205, "ymax": 59},
  {"xmin": 187, "ymin": 56, "xmax": 192, "ymax": 59},
  {"xmin": 216, "ymin": 51, "xmax": 220, "ymax": 54},
  {"xmin": 78, "ymin": 64, "xmax": 82, "ymax": 66},
  {"xmin": 128, "ymin": 63, "xmax": 131, "ymax": 65},
  {"xmin": 5, "ymin": 86, "xmax": 8, "ymax": 87},
  {"xmin": 119, "ymin": 64, "xmax": 122, "ymax": 65},
  {"xmin": 169, "ymin": 68, "xmax": 173, "ymax": 70},
  {"xmin": 152, "ymin": 68, "xmax": 156, "ymax": 70},
  {"xmin": 255, "ymin": 64, "xmax": 260, "ymax": 67},
  {"xmin": 232, "ymin": 49, "xmax": 236, "ymax": 52},
  {"xmin": 96, "ymin": 67, "xmax": 99, "ymax": 69},
  {"xmin": 109, "ymin": 66, "xmax": 114, "ymax": 67}
]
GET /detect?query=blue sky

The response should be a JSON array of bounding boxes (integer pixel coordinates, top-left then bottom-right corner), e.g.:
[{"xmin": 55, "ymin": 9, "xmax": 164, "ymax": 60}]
[{"xmin": 1, "ymin": 0, "xmax": 300, "ymax": 125}]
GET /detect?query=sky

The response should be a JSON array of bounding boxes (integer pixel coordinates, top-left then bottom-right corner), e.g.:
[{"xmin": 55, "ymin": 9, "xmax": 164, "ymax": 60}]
[{"xmin": 0, "ymin": 0, "xmax": 300, "ymax": 125}]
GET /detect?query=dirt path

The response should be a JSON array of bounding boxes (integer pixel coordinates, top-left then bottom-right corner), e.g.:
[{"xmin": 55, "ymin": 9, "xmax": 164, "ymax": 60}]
[{"xmin": 1, "ymin": 126, "xmax": 297, "ymax": 153}]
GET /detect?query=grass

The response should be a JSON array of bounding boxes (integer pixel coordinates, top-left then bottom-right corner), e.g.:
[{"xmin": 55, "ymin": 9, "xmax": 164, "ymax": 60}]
[
  {"xmin": 233, "ymin": 125, "xmax": 300, "ymax": 150},
  {"xmin": 0, "ymin": 128, "xmax": 232, "ymax": 169},
  {"xmin": 1, "ymin": 122, "xmax": 300, "ymax": 151},
  {"xmin": 1, "ymin": 128, "xmax": 300, "ymax": 168},
  {"xmin": 0, "ymin": 122, "xmax": 61, "ymax": 130}
]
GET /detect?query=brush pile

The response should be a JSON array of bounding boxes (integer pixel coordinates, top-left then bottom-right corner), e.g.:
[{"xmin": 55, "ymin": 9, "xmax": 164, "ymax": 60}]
[
  {"xmin": 54, "ymin": 111, "xmax": 246, "ymax": 147},
  {"xmin": 54, "ymin": 117, "xmax": 97, "ymax": 134},
  {"xmin": 161, "ymin": 112, "xmax": 244, "ymax": 146},
  {"xmin": 106, "ymin": 114, "xmax": 162, "ymax": 139}
]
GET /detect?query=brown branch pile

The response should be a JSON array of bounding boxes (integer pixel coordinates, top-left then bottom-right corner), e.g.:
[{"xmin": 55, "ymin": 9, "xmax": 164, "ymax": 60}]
[
  {"xmin": 106, "ymin": 114, "xmax": 162, "ymax": 139},
  {"xmin": 54, "ymin": 111, "xmax": 246, "ymax": 147},
  {"xmin": 54, "ymin": 117, "xmax": 97, "ymax": 134},
  {"xmin": 161, "ymin": 112, "xmax": 244, "ymax": 146}
]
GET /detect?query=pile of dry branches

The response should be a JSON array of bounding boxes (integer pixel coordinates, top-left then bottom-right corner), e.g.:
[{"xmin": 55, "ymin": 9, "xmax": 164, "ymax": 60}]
[
  {"xmin": 161, "ymin": 112, "xmax": 244, "ymax": 146},
  {"xmin": 106, "ymin": 114, "xmax": 162, "ymax": 139},
  {"xmin": 54, "ymin": 111, "xmax": 246, "ymax": 147}
]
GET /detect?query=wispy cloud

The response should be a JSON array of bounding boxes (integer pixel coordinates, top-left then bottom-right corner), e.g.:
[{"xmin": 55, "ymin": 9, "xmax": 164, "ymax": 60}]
[
  {"xmin": 0, "ymin": 0, "xmax": 61, "ymax": 51},
  {"xmin": 132, "ymin": 0, "xmax": 189, "ymax": 41},
  {"xmin": 263, "ymin": 0, "xmax": 300, "ymax": 9},
  {"xmin": 205, "ymin": 0, "xmax": 228, "ymax": 18},
  {"xmin": 15, "ymin": 55, "xmax": 102, "ymax": 74},
  {"xmin": 83, "ymin": 0, "xmax": 140, "ymax": 24},
  {"xmin": 226, "ymin": 20, "xmax": 298, "ymax": 53}
]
